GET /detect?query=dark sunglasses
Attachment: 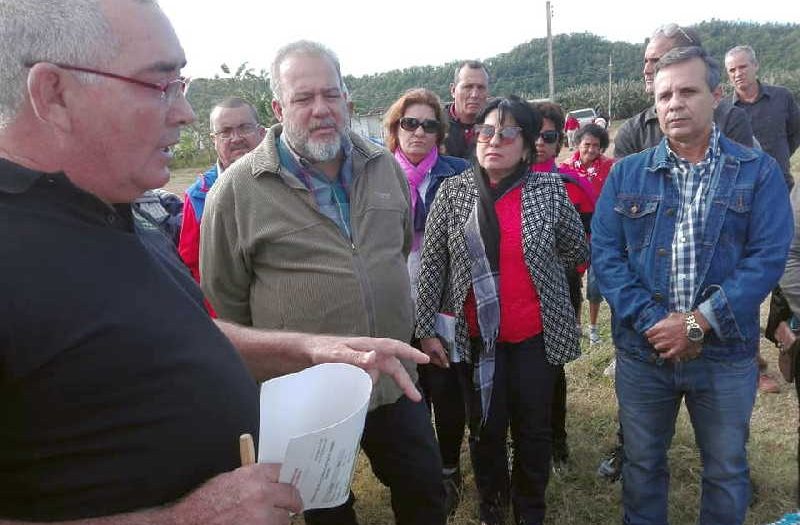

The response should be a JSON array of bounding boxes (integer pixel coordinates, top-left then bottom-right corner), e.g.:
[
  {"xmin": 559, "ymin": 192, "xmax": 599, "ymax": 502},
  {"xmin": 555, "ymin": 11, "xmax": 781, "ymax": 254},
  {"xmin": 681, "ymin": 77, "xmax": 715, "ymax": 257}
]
[
  {"xmin": 537, "ymin": 130, "xmax": 560, "ymax": 144},
  {"xmin": 399, "ymin": 117, "xmax": 441, "ymax": 133},
  {"xmin": 474, "ymin": 124, "xmax": 523, "ymax": 144}
]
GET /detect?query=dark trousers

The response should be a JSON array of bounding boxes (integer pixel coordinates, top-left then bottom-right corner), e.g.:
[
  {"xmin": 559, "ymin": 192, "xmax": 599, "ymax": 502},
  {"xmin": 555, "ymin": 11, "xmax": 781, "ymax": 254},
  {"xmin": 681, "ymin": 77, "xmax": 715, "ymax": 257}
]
[
  {"xmin": 551, "ymin": 365, "xmax": 567, "ymax": 450},
  {"xmin": 303, "ymin": 395, "xmax": 446, "ymax": 525},
  {"xmin": 418, "ymin": 362, "xmax": 470, "ymax": 468},
  {"xmin": 553, "ymin": 267, "xmax": 583, "ymax": 454},
  {"xmin": 468, "ymin": 335, "xmax": 556, "ymax": 525}
]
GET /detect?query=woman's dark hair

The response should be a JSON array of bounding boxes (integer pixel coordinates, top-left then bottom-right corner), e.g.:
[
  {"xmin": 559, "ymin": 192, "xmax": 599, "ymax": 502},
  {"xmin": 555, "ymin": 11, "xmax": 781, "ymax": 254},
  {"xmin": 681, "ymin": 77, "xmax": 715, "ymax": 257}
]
[
  {"xmin": 474, "ymin": 95, "xmax": 542, "ymax": 164},
  {"xmin": 574, "ymin": 123, "xmax": 610, "ymax": 150},
  {"xmin": 529, "ymin": 100, "xmax": 566, "ymax": 155}
]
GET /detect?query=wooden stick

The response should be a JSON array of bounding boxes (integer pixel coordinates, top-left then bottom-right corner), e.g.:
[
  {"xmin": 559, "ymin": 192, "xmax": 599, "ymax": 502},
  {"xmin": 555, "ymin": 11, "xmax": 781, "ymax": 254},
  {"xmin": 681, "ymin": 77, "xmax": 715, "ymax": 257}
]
[{"xmin": 239, "ymin": 433, "xmax": 256, "ymax": 466}]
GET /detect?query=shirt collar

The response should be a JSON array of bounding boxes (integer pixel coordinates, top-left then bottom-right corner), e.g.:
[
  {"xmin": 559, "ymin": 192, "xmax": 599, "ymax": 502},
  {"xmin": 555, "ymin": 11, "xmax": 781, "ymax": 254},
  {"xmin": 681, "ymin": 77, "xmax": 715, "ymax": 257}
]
[
  {"xmin": 644, "ymin": 105, "xmax": 658, "ymax": 123},
  {"xmin": 732, "ymin": 80, "xmax": 766, "ymax": 104},
  {"xmin": 665, "ymin": 123, "xmax": 721, "ymax": 170},
  {"xmin": 278, "ymin": 131, "xmax": 352, "ymax": 170},
  {"xmin": 448, "ymin": 103, "xmax": 460, "ymax": 122},
  {"xmin": 0, "ymin": 157, "xmax": 50, "ymax": 194}
]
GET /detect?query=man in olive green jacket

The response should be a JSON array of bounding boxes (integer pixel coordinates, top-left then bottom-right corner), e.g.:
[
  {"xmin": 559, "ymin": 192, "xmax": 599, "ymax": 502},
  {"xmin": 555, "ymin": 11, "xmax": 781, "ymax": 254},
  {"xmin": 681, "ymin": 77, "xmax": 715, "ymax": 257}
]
[{"xmin": 201, "ymin": 40, "xmax": 445, "ymax": 525}]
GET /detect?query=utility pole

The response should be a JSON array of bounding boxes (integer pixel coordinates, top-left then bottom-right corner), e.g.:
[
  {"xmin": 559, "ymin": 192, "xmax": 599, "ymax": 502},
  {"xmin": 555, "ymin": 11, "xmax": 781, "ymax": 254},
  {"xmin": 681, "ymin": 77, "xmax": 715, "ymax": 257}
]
[
  {"xmin": 546, "ymin": 1, "xmax": 555, "ymax": 100},
  {"xmin": 607, "ymin": 53, "xmax": 613, "ymax": 119}
]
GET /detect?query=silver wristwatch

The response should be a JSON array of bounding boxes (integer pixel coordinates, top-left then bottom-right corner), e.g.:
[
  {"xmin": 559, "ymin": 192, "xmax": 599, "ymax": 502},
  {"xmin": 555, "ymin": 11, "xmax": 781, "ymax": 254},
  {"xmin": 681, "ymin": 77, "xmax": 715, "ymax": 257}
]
[{"xmin": 685, "ymin": 313, "xmax": 705, "ymax": 343}]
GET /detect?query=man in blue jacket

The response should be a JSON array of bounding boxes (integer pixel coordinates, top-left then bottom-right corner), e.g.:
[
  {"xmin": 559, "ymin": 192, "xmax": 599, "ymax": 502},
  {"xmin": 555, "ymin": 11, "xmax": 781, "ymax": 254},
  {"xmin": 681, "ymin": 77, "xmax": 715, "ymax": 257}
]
[{"xmin": 592, "ymin": 46, "xmax": 792, "ymax": 525}]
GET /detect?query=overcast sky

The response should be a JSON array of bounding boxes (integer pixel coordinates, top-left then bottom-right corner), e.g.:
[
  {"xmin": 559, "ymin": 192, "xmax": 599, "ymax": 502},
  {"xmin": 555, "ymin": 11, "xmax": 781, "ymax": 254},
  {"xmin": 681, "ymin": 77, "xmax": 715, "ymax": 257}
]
[{"xmin": 158, "ymin": 0, "xmax": 800, "ymax": 79}]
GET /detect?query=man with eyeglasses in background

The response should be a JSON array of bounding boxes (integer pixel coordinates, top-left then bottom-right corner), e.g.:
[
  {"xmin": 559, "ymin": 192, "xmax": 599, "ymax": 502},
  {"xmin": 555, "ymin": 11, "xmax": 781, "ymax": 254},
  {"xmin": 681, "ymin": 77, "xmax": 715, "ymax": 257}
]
[
  {"xmin": 201, "ymin": 40, "xmax": 446, "ymax": 525},
  {"xmin": 443, "ymin": 60, "xmax": 490, "ymax": 159},
  {"xmin": 178, "ymin": 97, "xmax": 266, "ymax": 289},
  {"xmin": 598, "ymin": 22, "xmax": 757, "ymax": 483},
  {"xmin": 0, "ymin": 2, "xmax": 433, "ymax": 523}
]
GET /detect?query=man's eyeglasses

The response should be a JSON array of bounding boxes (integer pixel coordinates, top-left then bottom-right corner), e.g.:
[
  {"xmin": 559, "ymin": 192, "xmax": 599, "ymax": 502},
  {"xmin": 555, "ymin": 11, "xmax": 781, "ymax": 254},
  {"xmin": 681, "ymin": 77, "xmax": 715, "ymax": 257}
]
[
  {"xmin": 474, "ymin": 124, "xmax": 523, "ymax": 144},
  {"xmin": 656, "ymin": 23, "xmax": 697, "ymax": 46},
  {"xmin": 399, "ymin": 117, "xmax": 441, "ymax": 134},
  {"xmin": 25, "ymin": 62, "xmax": 190, "ymax": 103},
  {"xmin": 537, "ymin": 130, "xmax": 560, "ymax": 144},
  {"xmin": 211, "ymin": 123, "xmax": 261, "ymax": 140}
]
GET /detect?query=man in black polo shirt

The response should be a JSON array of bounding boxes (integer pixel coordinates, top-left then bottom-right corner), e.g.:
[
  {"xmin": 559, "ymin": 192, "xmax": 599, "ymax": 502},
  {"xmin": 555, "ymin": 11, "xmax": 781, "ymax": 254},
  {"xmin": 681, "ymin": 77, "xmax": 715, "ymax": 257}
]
[
  {"xmin": 0, "ymin": 1, "xmax": 428, "ymax": 524},
  {"xmin": 725, "ymin": 44, "xmax": 799, "ymax": 189}
]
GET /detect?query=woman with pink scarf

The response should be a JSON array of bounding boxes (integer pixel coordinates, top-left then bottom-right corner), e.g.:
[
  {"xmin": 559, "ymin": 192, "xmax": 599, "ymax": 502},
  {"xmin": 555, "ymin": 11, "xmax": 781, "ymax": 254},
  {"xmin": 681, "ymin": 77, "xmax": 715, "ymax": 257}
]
[{"xmin": 383, "ymin": 88, "xmax": 470, "ymax": 517}]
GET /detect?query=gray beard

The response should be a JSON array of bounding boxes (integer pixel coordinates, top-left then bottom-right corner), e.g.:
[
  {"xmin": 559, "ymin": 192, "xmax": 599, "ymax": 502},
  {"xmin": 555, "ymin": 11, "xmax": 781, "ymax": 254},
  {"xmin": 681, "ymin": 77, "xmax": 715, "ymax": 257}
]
[
  {"xmin": 284, "ymin": 121, "xmax": 350, "ymax": 163},
  {"xmin": 302, "ymin": 134, "xmax": 342, "ymax": 162}
]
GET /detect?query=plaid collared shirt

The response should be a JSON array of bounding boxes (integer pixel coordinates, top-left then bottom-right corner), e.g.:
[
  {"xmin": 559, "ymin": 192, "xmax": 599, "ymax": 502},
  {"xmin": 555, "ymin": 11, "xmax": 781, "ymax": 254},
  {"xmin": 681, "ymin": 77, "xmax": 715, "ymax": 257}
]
[
  {"xmin": 667, "ymin": 125, "xmax": 721, "ymax": 312},
  {"xmin": 277, "ymin": 134, "xmax": 354, "ymax": 239}
]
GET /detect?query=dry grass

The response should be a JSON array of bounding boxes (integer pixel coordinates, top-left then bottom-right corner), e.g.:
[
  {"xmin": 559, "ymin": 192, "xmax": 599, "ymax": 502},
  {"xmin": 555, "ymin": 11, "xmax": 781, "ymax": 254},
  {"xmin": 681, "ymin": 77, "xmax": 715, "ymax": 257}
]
[
  {"xmin": 163, "ymin": 167, "xmax": 200, "ymax": 196},
  {"xmin": 317, "ymin": 301, "xmax": 797, "ymax": 525}
]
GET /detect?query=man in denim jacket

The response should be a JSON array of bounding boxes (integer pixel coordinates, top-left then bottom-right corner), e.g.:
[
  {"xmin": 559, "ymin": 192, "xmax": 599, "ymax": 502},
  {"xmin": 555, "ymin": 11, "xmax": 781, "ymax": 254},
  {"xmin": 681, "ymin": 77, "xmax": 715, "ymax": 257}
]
[{"xmin": 592, "ymin": 46, "xmax": 792, "ymax": 525}]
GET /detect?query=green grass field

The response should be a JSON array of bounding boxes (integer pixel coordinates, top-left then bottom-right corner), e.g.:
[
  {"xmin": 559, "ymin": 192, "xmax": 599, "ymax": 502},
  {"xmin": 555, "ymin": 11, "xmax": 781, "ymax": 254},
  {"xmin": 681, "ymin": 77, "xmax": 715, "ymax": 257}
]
[{"xmin": 337, "ymin": 300, "xmax": 798, "ymax": 525}]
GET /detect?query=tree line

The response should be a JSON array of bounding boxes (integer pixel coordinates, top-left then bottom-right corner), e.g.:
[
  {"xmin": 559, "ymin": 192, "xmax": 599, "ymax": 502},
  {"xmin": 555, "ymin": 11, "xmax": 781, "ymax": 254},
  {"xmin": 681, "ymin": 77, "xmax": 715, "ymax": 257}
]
[{"xmin": 174, "ymin": 20, "xmax": 800, "ymax": 168}]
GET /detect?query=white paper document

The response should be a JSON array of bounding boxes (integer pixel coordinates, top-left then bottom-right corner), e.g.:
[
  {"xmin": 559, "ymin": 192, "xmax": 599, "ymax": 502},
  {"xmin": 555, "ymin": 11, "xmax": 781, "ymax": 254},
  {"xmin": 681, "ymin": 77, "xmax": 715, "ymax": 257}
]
[{"xmin": 258, "ymin": 363, "xmax": 373, "ymax": 510}]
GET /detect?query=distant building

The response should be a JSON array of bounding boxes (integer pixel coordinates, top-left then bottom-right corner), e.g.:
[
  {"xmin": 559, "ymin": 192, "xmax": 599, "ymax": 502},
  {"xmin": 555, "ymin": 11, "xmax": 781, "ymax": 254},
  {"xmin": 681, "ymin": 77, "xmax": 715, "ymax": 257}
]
[{"xmin": 350, "ymin": 109, "xmax": 386, "ymax": 145}]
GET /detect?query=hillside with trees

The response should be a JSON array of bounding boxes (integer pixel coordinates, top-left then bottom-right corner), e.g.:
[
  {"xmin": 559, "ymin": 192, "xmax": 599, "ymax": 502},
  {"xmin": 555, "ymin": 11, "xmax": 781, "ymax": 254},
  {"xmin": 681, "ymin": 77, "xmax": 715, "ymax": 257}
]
[{"xmin": 175, "ymin": 20, "xmax": 800, "ymax": 167}]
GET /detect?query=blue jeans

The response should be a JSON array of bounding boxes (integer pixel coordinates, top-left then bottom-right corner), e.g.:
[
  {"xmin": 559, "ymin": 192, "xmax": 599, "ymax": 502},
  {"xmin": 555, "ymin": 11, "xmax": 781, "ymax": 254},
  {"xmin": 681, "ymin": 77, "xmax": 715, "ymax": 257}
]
[
  {"xmin": 585, "ymin": 266, "xmax": 603, "ymax": 304},
  {"xmin": 616, "ymin": 351, "xmax": 757, "ymax": 525}
]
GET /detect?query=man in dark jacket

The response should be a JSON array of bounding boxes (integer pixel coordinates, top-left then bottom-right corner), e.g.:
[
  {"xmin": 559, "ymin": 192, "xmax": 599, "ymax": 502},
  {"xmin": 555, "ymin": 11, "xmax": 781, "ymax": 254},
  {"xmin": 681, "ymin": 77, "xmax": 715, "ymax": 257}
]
[
  {"xmin": 614, "ymin": 24, "xmax": 754, "ymax": 159},
  {"xmin": 725, "ymin": 45, "xmax": 799, "ymax": 189},
  {"xmin": 443, "ymin": 60, "xmax": 489, "ymax": 159}
]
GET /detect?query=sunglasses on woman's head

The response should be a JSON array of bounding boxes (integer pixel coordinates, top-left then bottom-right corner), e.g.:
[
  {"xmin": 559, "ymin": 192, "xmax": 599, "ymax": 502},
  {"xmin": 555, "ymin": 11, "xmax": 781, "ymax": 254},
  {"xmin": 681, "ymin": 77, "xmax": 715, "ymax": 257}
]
[
  {"xmin": 474, "ymin": 124, "xmax": 523, "ymax": 144},
  {"xmin": 399, "ymin": 117, "xmax": 441, "ymax": 133},
  {"xmin": 537, "ymin": 130, "xmax": 560, "ymax": 144}
]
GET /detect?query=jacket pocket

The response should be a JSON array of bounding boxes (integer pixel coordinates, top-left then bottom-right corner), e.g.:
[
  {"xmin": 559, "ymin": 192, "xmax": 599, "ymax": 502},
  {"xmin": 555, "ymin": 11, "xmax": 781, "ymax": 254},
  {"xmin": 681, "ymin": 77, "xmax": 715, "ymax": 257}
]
[
  {"xmin": 718, "ymin": 186, "xmax": 753, "ymax": 248},
  {"xmin": 613, "ymin": 195, "xmax": 660, "ymax": 250}
]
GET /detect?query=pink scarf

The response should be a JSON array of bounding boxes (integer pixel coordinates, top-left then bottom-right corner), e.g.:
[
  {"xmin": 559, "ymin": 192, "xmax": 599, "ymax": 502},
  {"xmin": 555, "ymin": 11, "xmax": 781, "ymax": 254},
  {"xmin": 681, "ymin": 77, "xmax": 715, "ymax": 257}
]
[{"xmin": 394, "ymin": 147, "xmax": 439, "ymax": 215}]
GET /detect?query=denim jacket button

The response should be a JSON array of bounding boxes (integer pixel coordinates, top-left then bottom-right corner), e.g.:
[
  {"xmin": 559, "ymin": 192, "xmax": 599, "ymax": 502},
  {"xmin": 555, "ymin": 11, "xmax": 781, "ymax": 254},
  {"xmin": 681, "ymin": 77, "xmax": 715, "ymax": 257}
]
[
  {"xmin": 653, "ymin": 292, "xmax": 663, "ymax": 302},
  {"xmin": 666, "ymin": 208, "xmax": 675, "ymax": 217},
  {"xmin": 657, "ymin": 248, "xmax": 667, "ymax": 256}
]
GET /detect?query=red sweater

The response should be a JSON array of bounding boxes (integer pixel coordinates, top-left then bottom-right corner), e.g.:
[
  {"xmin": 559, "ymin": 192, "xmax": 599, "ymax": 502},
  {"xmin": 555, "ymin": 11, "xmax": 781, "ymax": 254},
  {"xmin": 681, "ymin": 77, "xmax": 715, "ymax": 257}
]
[{"xmin": 465, "ymin": 184, "xmax": 543, "ymax": 342}]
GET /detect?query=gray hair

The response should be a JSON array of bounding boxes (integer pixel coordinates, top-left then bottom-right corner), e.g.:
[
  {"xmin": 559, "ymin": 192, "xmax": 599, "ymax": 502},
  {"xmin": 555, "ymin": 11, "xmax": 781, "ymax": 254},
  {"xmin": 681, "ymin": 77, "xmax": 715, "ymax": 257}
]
[
  {"xmin": 651, "ymin": 23, "xmax": 702, "ymax": 48},
  {"xmin": 209, "ymin": 96, "xmax": 259, "ymax": 130},
  {"xmin": 655, "ymin": 45, "xmax": 721, "ymax": 91},
  {"xmin": 453, "ymin": 60, "xmax": 488, "ymax": 86},
  {"xmin": 725, "ymin": 45, "xmax": 758, "ymax": 66},
  {"xmin": 0, "ymin": 0, "xmax": 133, "ymax": 128},
  {"xmin": 269, "ymin": 40, "xmax": 344, "ymax": 103}
]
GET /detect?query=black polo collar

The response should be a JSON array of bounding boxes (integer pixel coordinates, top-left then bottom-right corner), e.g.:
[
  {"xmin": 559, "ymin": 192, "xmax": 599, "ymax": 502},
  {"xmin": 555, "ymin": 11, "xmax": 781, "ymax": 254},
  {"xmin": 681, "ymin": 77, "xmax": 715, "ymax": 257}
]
[{"xmin": 0, "ymin": 157, "xmax": 52, "ymax": 194}]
